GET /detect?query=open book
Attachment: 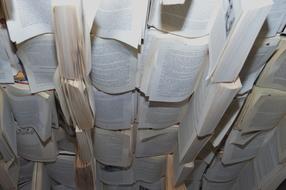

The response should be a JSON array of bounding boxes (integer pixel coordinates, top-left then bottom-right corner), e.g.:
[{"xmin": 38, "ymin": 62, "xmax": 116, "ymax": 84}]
[
  {"xmin": 6, "ymin": 84, "xmax": 57, "ymax": 142},
  {"xmin": 135, "ymin": 125, "xmax": 178, "ymax": 157},
  {"xmin": 257, "ymin": 37, "xmax": 286, "ymax": 91},
  {"xmin": 137, "ymin": 95, "xmax": 188, "ymax": 129},
  {"xmin": 140, "ymin": 29, "xmax": 209, "ymax": 102},
  {"xmin": 2, "ymin": 0, "xmax": 52, "ymax": 43},
  {"xmin": 209, "ymin": 0, "xmax": 273, "ymax": 82},
  {"xmin": 234, "ymin": 86, "xmax": 286, "ymax": 133},
  {"xmin": 16, "ymin": 34, "xmax": 57, "ymax": 93},
  {"xmin": 148, "ymin": 0, "xmax": 219, "ymax": 38},
  {"xmin": 90, "ymin": 36, "xmax": 138, "ymax": 94},
  {"xmin": 94, "ymin": 127, "xmax": 135, "ymax": 167},
  {"xmin": 238, "ymin": 36, "xmax": 279, "ymax": 94},
  {"xmin": 16, "ymin": 127, "xmax": 58, "ymax": 162},
  {"xmin": 92, "ymin": 87, "xmax": 136, "ymax": 130},
  {"xmin": 92, "ymin": 0, "xmax": 149, "ymax": 48},
  {"xmin": 45, "ymin": 151, "xmax": 76, "ymax": 189}
]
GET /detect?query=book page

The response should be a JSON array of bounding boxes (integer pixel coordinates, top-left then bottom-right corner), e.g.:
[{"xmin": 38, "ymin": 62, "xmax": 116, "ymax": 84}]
[
  {"xmin": 239, "ymin": 36, "xmax": 279, "ymax": 94},
  {"xmin": 92, "ymin": 0, "xmax": 149, "ymax": 48},
  {"xmin": 6, "ymin": 89, "xmax": 53, "ymax": 142},
  {"xmin": 141, "ymin": 30, "xmax": 208, "ymax": 102},
  {"xmin": 148, "ymin": 0, "xmax": 218, "ymax": 38},
  {"xmin": 46, "ymin": 153, "xmax": 76, "ymax": 188},
  {"xmin": 136, "ymin": 126, "xmax": 178, "ymax": 157},
  {"xmin": 90, "ymin": 37, "xmax": 138, "ymax": 94},
  {"xmin": 0, "ymin": 88, "xmax": 17, "ymax": 156},
  {"xmin": 92, "ymin": 87, "xmax": 134, "ymax": 130},
  {"xmin": 259, "ymin": 0, "xmax": 286, "ymax": 37},
  {"xmin": 94, "ymin": 128, "xmax": 133, "ymax": 167},
  {"xmin": 3, "ymin": 0, "xmax": 52, "ymax": 43},
  {"xmin": 16, "ymin": 127, "xmax": 58, "ymax": 161},
  {"xmin": 257, "ymin": 38, "xmax": 286, "ymax": 91},
  {"xmin": 134, "ymin": 156, "xmax": 167, "ymax": 183},
  {"xmin": 17, "ymin": 34, "xmax": 57, "ymax": 93},
  {"xmin": 137, "ymin": 95, "xmax": 188, "ymax": 129}
]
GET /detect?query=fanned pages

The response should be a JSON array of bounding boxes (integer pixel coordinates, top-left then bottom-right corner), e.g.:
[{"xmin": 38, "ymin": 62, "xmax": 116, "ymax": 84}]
[
  {"xmin": 2, "ymin": 0, "xmax": 52, "ymax": 43},
  {"xmin": 16, "ymin": 34, "xmax": 57, "ymax": 93},
  {"xmin": 209, "ymin": 0, "xmax": 273, "ymax": 82},
  {"xmin": 148, "ymin": 0, "xmax": 218, "ymax": 38},
  {"xmin": 140, "ymin": 29, "xmax": 208, "ymax": 102},
  {"xmin": 92, "ymin": 0, "xmax": 149, "ymax": 48}
]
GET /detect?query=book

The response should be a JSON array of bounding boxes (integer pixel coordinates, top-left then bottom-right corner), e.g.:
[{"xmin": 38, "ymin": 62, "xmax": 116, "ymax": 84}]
[
  {"xmin": 238, "ymin": 36, "xmax": 279, "ymax": 94},
  {"xmin": 140, "ymin": 29, "xmax": 209, "ymax": 102},
  {"xmin": 45, "ymin": 151, "xmax": 76, "ymax": 189},
  {"xmin": 148, "ymin": 0, "xmax": 219, "ymax": 38},
  {"xmin": 257, "ymin": 37, "xmax": 286, "ymax": 91},
  {"xmin": 1, "ymin": 0, "xmax": 52, "ymax": 43},
  {"xmin": 92, "ymin": 87, "xmax": 136, "ymax": 130},
  {"xmin": 188, "ymin": 73, "xmax": 241, "ymax": 137},
  {"xmin": 91, "ymin": 0, "xmax": 149, "ymax": 48},
  {"xmin": 135, "ymin": 125, "xmax": 178, "ymax": 157},
  {"xmin": 90, "ymin": 36, "xmax": 138, "ymax": 94},
  {"xmin": 94, "ymin": 127, "xmax": 135, "ymax": 167},
  {"xmin": 137, "ymin": 95, "xmax": 188, "ymax": 129},
  {"xmin": 209, "ymin": 0, "xmax": 273, "ymax": 82},
  {"xmin": 6, "ymin": 84, "xmax": 57, "ymax": 142},
  {"xmin": 16, "ymin": 34, "xmax": 57, "ymax": 93},
  {"xmin": 234, "ymin": 86, "xmax": 286, "ymax": 133}
]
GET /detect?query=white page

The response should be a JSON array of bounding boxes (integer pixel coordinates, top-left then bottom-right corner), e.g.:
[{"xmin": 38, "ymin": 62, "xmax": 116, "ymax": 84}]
[
  {"xmin": 6, "ymin": 89, "xmax": 54, "ymax": 142},
  {"xmin": 46, "ymin": 153, "xmax": 76, "ymax": 188},
  {"xmin": 148, "ymin": 0, "xmax": 218, "ymax": 38},
  {"xmin": 137, "ymin": 95, "xmax": 188, "ymax": 129},
  {"xmin": 134, "ymin": 156, "xmax": 167, "ymax": 183},
  {"xmin": 3, "ymin": 0, "xmax": 52, "ymax": 43},
  {"xmin": 136, "ymin": 125, "xmax": 178, "ymax": 157},
  {"xmin": 257, "ymin": 37, "xmax": 286, "ymax": 91},
  {"xmin": 92, "ymin": 87, "xmax": 134, "ymax": 130},
  {"xmin": 209, "ymin": 0, "xmax": 273, "ymax": 82},
  {"xmin": 92, "ymin": 0, "xmax": 149, "ymax": 48},
  {"xmin": 140, "ymin": 29, "xmax": 209, "ymax": 102},
  {"xmin": 91, "ymin": 36, "xmax": 138, "ymax": 94},
  {"xmin": 16, "ymin": 127, "xmax": 58, "ymax": 162},
  {"xmin": 239, "ymin": 36, "xmax": 279, "ymax": 94},
  {"xmin": 259, "ymin": 0, "xmax": 286, "ymax": 37},
  {"xmin": 16, "ymin": 34, "xmax": 57, "ymax": 93},
  {"xmin": 94, "ymin": 128, "xmax": 133, "ymax": 167}
]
